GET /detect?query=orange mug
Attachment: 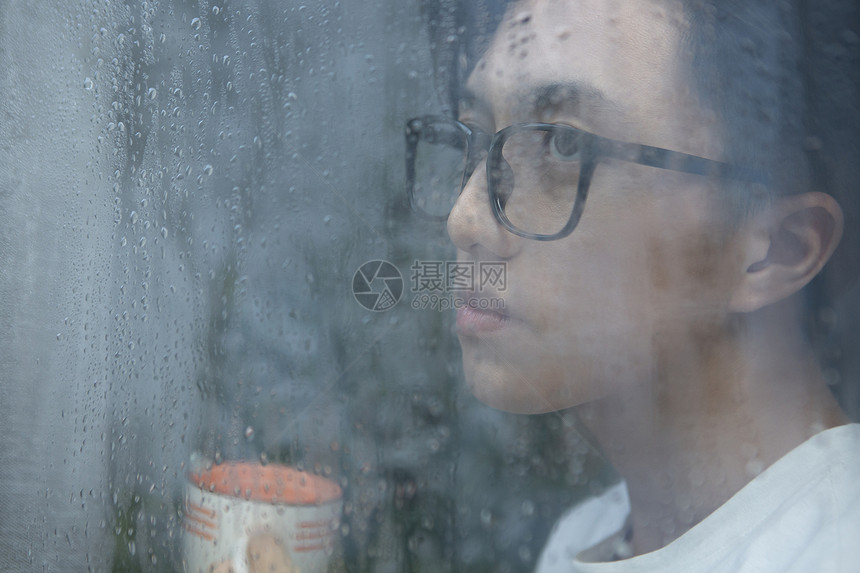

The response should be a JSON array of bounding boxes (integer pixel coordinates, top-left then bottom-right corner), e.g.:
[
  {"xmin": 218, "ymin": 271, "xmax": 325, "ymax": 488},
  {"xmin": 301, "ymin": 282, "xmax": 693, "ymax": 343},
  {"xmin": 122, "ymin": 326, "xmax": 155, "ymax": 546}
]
[{"xmin": 182, "ymin": 461, "xmax": 343, "ymax": 573}]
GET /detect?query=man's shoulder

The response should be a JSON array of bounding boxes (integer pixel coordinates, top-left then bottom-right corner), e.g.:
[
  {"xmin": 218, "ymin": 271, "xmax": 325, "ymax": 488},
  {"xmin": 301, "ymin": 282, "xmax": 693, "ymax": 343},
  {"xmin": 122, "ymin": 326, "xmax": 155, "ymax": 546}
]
[
  {"xmin": 707, "ymin": 423, "xmax": 860, "ymax": 572},
  {"xmin": 534, "ymin": 424, "xmax": 860, "ymax": 573}
]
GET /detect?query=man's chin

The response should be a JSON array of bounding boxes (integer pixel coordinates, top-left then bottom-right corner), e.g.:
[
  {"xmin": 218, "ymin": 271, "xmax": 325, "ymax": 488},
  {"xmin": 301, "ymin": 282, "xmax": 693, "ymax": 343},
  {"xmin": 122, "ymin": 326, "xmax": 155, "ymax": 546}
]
[
  {"xmin": 464, "ymin": 367, "xmax": 568, "ymax": 414},
  {"xmin": 461, "ymin": 348, "xmax": 606, "ymax": 414}
]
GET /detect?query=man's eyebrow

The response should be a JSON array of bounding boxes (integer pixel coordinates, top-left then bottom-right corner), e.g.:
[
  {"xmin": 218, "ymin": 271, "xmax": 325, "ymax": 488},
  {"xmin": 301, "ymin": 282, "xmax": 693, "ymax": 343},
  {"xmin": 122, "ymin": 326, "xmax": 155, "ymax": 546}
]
[
  {"xmin": 459, "ymin": 81, "xmax": 621, "ymax": 123},
  {"xmin": 516, "ymin": 82, "xmax": 619, "ymax": 119}
]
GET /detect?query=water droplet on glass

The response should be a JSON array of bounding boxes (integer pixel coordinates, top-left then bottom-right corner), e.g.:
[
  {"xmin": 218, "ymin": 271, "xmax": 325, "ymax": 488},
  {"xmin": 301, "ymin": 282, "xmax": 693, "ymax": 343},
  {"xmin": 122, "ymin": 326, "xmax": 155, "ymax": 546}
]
[
  {"xmin": 128, "ymin": 541, "xmax": 136, "ymax": 556},
  {"xmin": 521, "ymin": 500, "xmax": 535, "ymax": 516},
  {"xmin": 147, "ymin": 87, "xmax": 157, "ymax": 100},
  {"xmin": 159, "ymin": 32, "xmax": 166, "ymax": 43},
  {"xmin": 130, "ymin": 211, "xmax": 138, "ymax": 224},
  {"xmin": 84, "ymin": 77, "xmax": 94, "ymax": 90},
  {"xmin": 203, "ymin": 164, "xmax": 213, "ymax": 176},
  {"xmin": 212, "ymin": 6, "xmax": 221, "ymax": 15},
  {"xmin": 244, "ymin": 426, "xmax": 254, "ymax": 440},
  {"xmin": 190, "ymin": 17, "xmax": 201, "ymax": 30},
  {"xmin": 160, "ymin": 227, "xmax": 168, "ymax": 239},
  {"xmin": 519, "ymin": 546, "xmax": 532, "ymax": 563}
]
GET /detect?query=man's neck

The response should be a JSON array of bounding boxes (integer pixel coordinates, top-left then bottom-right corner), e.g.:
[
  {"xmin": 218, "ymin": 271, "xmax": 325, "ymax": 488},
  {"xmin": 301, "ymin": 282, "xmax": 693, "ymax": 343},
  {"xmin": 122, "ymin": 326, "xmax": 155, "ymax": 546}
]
[{"xmin": 575, "ymin": 301, "xmax": 848, "ymax": 556}]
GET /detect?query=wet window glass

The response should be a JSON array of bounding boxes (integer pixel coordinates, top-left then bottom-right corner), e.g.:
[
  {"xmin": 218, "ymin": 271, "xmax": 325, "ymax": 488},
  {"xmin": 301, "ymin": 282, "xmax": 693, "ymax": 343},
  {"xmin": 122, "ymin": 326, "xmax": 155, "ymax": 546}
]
[{"xmin": 1, "ymin": 1, "xmax": 858, "ymax": 572}]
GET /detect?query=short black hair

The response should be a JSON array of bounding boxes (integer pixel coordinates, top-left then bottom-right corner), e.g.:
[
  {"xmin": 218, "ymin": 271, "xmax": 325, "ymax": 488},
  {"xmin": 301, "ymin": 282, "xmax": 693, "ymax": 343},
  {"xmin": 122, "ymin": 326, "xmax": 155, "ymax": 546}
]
[
  {"xmin": 682, "ymin": 1, "xmax": 807, "ymax": 217},
  {"xmin": 682, "ymin": 1, "xmax": 859, "ymax": 221}
]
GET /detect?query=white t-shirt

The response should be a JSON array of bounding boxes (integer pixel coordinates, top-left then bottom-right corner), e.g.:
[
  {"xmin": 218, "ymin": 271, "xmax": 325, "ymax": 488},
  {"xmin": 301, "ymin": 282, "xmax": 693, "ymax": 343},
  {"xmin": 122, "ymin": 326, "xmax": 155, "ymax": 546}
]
[{"xmin": 536, "ymin": 424, "xmax": 860, "ymax": 573}]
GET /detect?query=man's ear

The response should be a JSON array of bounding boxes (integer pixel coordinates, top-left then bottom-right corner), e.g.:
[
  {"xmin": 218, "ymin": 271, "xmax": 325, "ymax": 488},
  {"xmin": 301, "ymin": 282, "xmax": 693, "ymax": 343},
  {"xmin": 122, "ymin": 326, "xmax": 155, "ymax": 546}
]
[{"xmin": 729, "ymin": 192, "xmax": 843, "ymax": 313}]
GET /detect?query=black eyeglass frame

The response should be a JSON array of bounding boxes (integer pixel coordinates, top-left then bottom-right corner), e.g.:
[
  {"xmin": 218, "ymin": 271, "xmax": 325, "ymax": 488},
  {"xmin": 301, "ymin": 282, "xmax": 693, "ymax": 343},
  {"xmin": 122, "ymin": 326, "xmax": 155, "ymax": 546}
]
[{"xmin": 405, "ymin": 115, "xmax": 769, "ymax": 241}]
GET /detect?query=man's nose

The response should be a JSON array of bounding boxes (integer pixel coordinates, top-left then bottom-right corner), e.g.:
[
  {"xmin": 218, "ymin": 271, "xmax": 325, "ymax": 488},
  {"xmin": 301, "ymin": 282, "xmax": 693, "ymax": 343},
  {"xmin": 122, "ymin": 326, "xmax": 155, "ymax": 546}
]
[{"xmin": 447, "ymin": 159, "xmax": 520, "ymax": 259}]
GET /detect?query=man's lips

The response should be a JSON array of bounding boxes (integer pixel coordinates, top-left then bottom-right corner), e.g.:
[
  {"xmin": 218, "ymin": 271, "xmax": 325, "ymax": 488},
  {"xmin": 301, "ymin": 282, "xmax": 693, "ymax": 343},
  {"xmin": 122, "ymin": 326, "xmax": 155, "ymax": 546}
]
[{"xmin": 456, "ymin": 304, "xmax": 509, "ymax": 335}]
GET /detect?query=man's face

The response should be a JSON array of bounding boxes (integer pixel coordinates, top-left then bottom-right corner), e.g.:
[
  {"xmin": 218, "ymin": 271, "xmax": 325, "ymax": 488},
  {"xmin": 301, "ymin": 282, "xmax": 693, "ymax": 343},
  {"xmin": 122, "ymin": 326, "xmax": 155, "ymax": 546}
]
[{"xmin": 448, "ymin": 0, "xmax": 744, "ymax": 413}]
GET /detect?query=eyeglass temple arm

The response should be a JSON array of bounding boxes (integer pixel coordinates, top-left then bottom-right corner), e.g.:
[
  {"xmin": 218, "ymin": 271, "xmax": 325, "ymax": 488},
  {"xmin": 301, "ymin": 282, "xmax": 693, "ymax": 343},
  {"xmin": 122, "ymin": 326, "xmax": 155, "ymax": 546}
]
[{"xmin": 595, "ymin": 137, "xmax": 770, "ymax": 185}]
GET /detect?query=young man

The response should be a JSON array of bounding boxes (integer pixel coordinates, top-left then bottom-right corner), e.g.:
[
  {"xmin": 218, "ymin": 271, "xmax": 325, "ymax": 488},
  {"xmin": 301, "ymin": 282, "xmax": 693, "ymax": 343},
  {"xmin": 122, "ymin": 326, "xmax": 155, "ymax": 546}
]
[{"xmin": 407, "ymin": 0, "xmax": 859, "ymax": 569}]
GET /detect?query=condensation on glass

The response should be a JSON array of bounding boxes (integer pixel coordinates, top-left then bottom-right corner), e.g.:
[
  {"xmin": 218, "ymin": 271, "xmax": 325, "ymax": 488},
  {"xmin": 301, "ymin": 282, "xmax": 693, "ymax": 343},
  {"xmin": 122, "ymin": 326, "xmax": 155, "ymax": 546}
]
[{"xmin": 1, "ymin": 1, "xmax": 857, "ymax": 572}]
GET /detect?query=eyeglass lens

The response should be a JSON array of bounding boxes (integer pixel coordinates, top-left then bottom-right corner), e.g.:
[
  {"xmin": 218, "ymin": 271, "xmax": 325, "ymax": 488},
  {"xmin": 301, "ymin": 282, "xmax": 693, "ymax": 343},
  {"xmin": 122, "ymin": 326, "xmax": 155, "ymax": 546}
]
[
  {"xmin": 411, "ymin": 121, "xmax": 469, "ymax": 218},
  {"xmin": 498, "ymin": 127, "xmax": 582, "ymax": 236},
  {"xmin": 410, "ymin": 119, "xmax": 584, "ymax": 236}
]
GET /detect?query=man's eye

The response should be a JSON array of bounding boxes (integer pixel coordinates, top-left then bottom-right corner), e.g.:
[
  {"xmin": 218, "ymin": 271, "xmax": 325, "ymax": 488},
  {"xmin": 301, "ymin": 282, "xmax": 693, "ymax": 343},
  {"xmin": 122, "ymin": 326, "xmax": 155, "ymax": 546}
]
[{"xmin": 547, "ymin": 129, "xmax": 580, "ymax": 161}]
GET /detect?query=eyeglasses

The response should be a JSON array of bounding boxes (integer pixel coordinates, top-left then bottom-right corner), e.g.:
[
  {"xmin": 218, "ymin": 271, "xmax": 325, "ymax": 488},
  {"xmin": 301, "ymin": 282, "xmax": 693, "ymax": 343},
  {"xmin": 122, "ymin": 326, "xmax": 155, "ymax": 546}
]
[{"xmin": 405, "ymin": 115, "xmax": 768, "ymax": 241}]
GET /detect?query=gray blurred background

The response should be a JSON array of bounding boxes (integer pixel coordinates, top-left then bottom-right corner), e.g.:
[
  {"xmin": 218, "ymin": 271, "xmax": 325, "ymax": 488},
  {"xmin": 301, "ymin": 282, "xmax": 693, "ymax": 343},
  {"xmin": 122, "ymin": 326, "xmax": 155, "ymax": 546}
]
[
  {"xmin": 1, "ymin": 0, "xmax": 857, "ymax": 571},
  {"xmin": 0, "ymin": 1, "xmax": 605, "ymax": 571}
]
